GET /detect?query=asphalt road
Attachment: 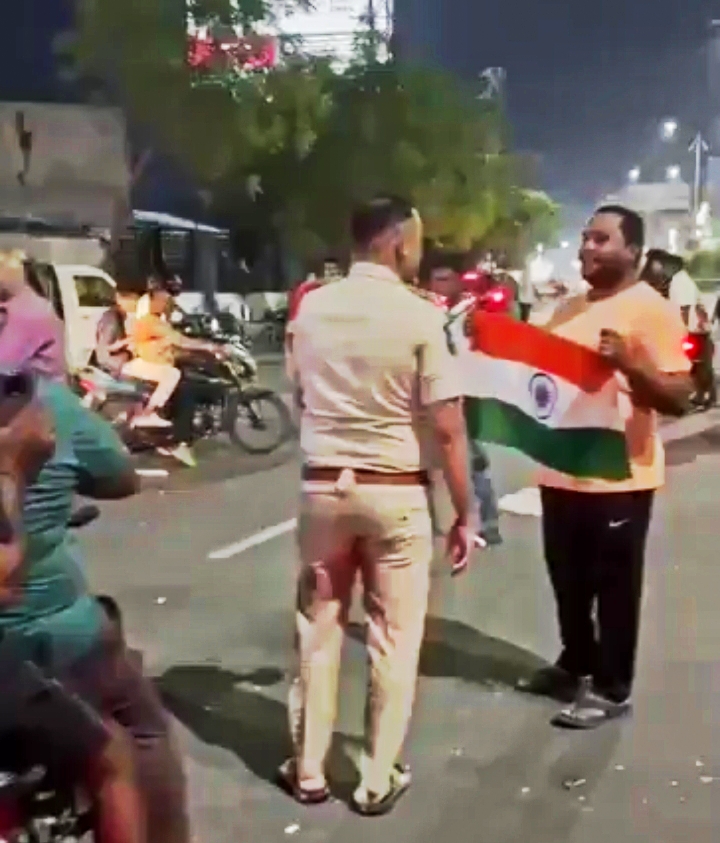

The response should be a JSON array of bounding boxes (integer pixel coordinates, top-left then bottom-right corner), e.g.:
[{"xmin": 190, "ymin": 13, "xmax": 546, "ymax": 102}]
[{"xmin": 74, "ymin": 366, "xmax": 720, "ymax": 843}]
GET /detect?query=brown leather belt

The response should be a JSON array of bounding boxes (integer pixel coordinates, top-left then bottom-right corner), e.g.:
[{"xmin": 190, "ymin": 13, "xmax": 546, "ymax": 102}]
[{"xmin": 302, "ymin": 466, "xmax": 430, "ymax": 486}]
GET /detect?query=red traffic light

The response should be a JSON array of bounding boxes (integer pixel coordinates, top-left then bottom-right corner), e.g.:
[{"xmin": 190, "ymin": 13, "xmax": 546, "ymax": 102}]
[{"xmin": 682, "ymin": 334, "xmax": 701, "ymax": 360}]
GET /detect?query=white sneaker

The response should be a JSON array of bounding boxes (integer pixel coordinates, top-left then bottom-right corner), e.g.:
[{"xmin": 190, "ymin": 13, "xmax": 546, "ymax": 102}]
[
  {"xmin": 132, "ymin": 412, "xmax": 172, "ymax": 429},
  {"xmin": 169, "ymin": 443, "xmax": 197, "ymax": 468}
]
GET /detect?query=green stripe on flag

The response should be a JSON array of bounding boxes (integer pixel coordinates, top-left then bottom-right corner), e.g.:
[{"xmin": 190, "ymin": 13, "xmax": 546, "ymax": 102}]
[{"xmin": 465, "ymin": 397, "xmax": 631, "ymax": 481}]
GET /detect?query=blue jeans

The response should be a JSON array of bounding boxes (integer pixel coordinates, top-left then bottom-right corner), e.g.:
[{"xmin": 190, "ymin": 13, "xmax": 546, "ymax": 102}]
[{"xmin": 470, "ymin": 441, "xmax": 500, "ymax": 536}]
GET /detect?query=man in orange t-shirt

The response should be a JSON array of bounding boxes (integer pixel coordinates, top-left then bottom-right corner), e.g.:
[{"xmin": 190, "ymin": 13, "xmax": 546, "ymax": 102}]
[{"xmin": 520, "ymin": 205, "xmax": 692, "ymax": 729}]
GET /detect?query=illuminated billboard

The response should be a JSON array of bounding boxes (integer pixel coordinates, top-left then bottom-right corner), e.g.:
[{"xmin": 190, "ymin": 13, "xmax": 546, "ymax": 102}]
[{"xmin": 187, "ymin": 30, "xmax": 278, "ymax": 72}]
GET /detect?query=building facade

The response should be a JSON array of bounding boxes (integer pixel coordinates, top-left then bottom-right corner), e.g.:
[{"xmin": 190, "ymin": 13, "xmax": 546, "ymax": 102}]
[{"xmin": 273, "ymin": 0, "xmax": 393, "ymax": 66}]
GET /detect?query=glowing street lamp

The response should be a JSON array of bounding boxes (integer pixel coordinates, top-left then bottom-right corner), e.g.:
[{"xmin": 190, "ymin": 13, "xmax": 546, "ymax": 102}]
[
  {"xmin": 661, "ymin": 118, "xmax": 678, "ymax": 141},
  {"xmin": 628, "ymin": 166, "xmax": 640, "ymax": 183},
  {"xmin": 666, "ymin": 164, "xmax": 681, "ymax": 181}
]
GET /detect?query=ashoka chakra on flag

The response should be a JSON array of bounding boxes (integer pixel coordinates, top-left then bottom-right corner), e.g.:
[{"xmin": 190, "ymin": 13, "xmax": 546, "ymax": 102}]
[{"xmin": 461, "ymin": 313, "xmax": 630, "ymax": 480}]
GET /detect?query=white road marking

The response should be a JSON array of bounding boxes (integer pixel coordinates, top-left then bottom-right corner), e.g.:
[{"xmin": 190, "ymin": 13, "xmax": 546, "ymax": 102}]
[
  {"xmin": 207, "ymin": 518, "xmax": 298, "ymax": 560},
  {"xmin": 136, "ymin": 468, "xmax": 169, "ymax": 478},
  {"xmin": 498, "ymin": 486, "xmax": 542, "ymax": 517}
]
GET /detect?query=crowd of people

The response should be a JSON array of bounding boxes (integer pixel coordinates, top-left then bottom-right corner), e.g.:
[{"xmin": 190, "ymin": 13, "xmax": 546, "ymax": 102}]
[{"xmin": 0, "ymin": 193, "xmax": 705, "ymax": 837}]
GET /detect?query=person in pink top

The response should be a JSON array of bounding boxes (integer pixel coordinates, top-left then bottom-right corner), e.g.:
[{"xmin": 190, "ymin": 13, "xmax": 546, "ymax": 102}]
[{"xmin": 0, "ymin": 251, "xmax": 66, "ymax": 381}]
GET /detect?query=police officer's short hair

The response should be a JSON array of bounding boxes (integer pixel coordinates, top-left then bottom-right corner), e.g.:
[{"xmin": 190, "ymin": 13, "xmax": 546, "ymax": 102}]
[
  {"xmin": 351, "ymin": 196, "xmax": 415, "ymax": 249},
  {"xmin": 426, "ymin": 250, "xmax": 466, "ymax": 275}
]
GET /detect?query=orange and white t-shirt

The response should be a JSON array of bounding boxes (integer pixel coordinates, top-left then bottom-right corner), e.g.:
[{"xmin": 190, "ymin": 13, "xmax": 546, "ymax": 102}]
[
  {"xmin": 537, "ymin": 281, "xmax": 691, "ymax": 493},
  {"xmin": 131, "ymin": 314, "xmax": 183, "ymax": 366}
]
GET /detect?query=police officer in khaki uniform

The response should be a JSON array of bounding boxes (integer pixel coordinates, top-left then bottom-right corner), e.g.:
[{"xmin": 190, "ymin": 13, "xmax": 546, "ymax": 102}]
[{"xmin": 281, "ymin": 197, "xmax": 471, "ymax": 816}]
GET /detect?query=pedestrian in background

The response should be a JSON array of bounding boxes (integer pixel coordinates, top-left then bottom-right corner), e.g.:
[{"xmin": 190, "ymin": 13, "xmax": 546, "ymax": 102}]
[
  {"xmin": 283, "ymin": 196, "xmax": 470, "ymax": 815},
  {"xmin": 520, "ymin": 206, "xmax": 692, "ymax": 728},
  {"xmin": 426, "ymin": 252, "xmax": 503, "ymax": 547},
  {"xmin": 285, "ymin": 256, "xmax": 340, "ymax": 387}
]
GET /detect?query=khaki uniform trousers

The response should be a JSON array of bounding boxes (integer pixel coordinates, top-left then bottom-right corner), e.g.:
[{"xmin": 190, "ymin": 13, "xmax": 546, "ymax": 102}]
[{"xmin": 289, "ymin": 472, "xmax": 432, "ymax": 795}]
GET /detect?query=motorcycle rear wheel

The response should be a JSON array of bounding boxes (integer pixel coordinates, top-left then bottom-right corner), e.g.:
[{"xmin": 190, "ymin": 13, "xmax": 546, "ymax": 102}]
[{"xmin": 227, "ymin": 389, "xmax": 292, "ymax": 454}]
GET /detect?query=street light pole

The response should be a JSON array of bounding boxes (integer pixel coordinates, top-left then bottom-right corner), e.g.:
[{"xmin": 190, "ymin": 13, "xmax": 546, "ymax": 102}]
[{"xmin": 689, "ymin": 131, "xmax": 709, "ymax": 217}]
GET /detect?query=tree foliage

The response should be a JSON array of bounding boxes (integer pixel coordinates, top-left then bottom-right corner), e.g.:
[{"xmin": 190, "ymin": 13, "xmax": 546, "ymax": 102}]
[
  {"xmin": 73, "ymin": 0, "xmax": 559, "ymax": 267},
  {"xmin": 481, "ymin": 189, "xmax": 560, "ymax": 264}
]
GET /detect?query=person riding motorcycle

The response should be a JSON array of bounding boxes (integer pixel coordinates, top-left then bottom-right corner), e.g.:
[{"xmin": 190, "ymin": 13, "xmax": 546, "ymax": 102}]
[
  {"xmin": 641, "ymin": 250, "xmax": 715, "ymax": 408},
  {"xmin": 0, "ymin": 246, "xmax": 190, "ymax": 841},
  {"xmin": 130, "ymin": 283, "xmax": 224, "ymax": 467},
  {"xmin": 0, "ymin": 375, "xmax": 191, "ymax": 843},
  {"xmin": 94, "ymin": 289, "xmax": 175, "ymax": 430},
  {"xmin": 0, "ymin": 375, "xmax": 146, "ymax": 843}
]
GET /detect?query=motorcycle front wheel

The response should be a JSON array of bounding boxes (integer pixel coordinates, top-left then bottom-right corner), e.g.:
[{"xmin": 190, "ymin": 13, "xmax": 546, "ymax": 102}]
[{"xmin": 227, "ymin": 388, "xmax": 292, "ymax": 454}]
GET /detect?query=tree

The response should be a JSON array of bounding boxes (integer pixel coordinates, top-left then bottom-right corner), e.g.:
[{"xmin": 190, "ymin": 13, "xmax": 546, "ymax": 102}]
[
  {"xmin": 480, "ymin": 189, "xmax": 560, "ymax": 266},
  {"xmin": 276, "ymin": 61, "xmax": 532, "ymax": 258},
  {"xmin": 73, "ymin": 0, "xmax": 559, "ymax": 274},
  {"xmin": 72, "ymin": 0, "xmax": 315, "ymax": 182}
]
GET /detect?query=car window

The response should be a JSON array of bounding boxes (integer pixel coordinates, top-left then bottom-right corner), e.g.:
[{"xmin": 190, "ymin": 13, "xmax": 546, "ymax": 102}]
[
  {"xmin": 74, "ymin": 275, "xmax": 116, "ymax": 308},
  {"xmin": 34, "ymin": 264, "xmax": 65, "ymax": 320}
]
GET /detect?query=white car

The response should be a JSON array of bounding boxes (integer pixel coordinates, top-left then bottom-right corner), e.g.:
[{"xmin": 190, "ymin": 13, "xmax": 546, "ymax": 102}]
[{"xmin": 31, "ymin": 263, "xmax": 118, "ymax": 371}]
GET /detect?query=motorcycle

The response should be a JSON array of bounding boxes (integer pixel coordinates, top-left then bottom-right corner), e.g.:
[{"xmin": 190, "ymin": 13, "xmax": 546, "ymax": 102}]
[
  {"xmin": 173, "ymin": 311, "xmax": 258, "ymax": 382},
  {"xmin": 74, "ymin": 314, "xmax": 292, "ymax": 455},
  {"xmin": 177, "ymin": 347, "xmax": 292, "ymax": 455},
  {"xmin": 0, "ymin": 505, "xmax": 106, "ymax": 843},
  {"xmin": 683, "ymin": 332, "xmax": 717, "ymax": 412},
  {"xmin": 171, "ymin": 311, "xmax": 292, "ymax": 454}
]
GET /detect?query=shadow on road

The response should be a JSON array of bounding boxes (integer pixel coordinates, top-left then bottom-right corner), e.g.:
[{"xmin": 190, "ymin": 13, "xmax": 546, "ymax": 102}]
[
  {"xmin": 158, "ymin": 619, "xmax": 549, "ymax": 791},
  {"xmin": 159, "ymin": 665, "xmax": 289, "ymax": 787},
  {"xmin": 158, "ymin": 665, "xmax": 360, "ymax": 799},
  {"xmin": 348, "ymin": 616, "xmax": 549, "ymax": 689},
  {"xmin": 665, "ymin": 424, "xmax": 720, "ymax": 467}
]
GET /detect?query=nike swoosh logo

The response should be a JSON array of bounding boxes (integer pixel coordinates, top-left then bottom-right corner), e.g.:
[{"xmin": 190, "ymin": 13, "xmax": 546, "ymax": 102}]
[{"xmin": 609, "ymin": 520, "xmax": 629, "ymax": 529}]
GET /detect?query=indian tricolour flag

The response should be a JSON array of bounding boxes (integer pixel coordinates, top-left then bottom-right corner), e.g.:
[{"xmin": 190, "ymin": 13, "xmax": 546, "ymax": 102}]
[{"xmin": 461, "ymin": 312, "xmax": 630, "ymax": 480}]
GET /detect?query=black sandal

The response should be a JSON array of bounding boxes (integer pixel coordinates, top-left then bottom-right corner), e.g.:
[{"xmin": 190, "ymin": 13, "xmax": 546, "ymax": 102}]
[
  {"xmin": 350, "ymin": 764, "xmax": 412, "ymax": 817},
  {"xmin": 276, "ymin": 759, "xmax": 330, "ymax": 805}
]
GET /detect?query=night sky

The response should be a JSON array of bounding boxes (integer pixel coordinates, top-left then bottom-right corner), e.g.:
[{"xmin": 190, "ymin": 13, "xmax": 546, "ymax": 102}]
[
  {"xmin": 430, "ymin": 0, "xmax": 715, "ymax": 206},
  {"xmin": 1, "ymin": 0, "xmax": 717, "ymax": 212}
]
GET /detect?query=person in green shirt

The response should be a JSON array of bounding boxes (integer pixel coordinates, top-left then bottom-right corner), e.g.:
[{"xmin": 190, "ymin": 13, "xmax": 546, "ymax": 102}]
[
  {"xmin": 2, "ymin": 378, "xmax": 190, "ymax": 843},
  {"xmin": 4, "ymin": 379, "xmax": 135, "ymax": 665}
]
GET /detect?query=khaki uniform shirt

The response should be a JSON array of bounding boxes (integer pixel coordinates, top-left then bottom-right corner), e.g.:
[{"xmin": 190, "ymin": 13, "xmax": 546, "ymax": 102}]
[{"xmin": 289, "ymin": 262, "xmax": 463, "ymax": 473}]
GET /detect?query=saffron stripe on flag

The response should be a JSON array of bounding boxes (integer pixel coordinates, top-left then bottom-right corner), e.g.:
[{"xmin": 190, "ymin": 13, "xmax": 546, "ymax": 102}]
[
  {"xmin": 465, "ymin": 397, "xmax": 631, "ymax": 481},
  {"xmin": 469, "ymin": 312, "xmax": 614, "ymax": 394}
]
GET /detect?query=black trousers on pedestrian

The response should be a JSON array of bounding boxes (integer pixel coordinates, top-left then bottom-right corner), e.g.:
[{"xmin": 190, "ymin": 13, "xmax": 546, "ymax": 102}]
[{"xmin": 540, "ymin": 486, "xmax": 654, "ymax": 703}]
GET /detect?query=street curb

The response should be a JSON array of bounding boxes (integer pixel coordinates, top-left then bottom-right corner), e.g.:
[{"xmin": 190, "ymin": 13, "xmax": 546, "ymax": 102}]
[{"xmin": 255, "ymin": 353, "xmax": 284, "ymax": 364}]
